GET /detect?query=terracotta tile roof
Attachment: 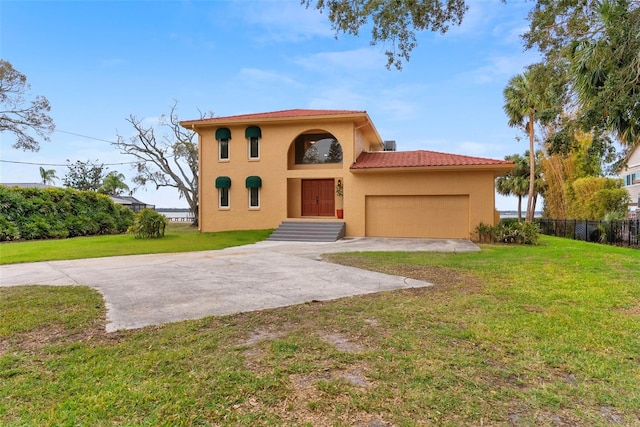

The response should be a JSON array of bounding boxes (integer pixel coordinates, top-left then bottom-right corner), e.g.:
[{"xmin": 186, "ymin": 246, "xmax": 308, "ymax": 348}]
[
  {"xmin": 351, "ymin": 150, "xmax": 514, "ymax": 170},
  {"xmin": 187, "ymin": 109, "xmax": 367, "ymax": 123}
]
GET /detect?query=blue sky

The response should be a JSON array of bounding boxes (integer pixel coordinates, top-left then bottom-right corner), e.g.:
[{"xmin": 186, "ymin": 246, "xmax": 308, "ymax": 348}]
[{"xmin": 1, "ymin": 0, "xmax": 539, "ymax": 209}]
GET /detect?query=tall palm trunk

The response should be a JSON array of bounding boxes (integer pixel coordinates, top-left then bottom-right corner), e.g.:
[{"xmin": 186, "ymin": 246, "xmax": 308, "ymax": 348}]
[{"xmin": 526, "ymin": 112, "xmax": 536, "ymax": 222}]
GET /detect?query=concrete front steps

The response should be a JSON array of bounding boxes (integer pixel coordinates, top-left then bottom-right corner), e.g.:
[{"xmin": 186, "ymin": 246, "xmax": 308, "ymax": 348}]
[{"xmin": 267, "ymin": 221, "xmax": 346, "ymax": 242}]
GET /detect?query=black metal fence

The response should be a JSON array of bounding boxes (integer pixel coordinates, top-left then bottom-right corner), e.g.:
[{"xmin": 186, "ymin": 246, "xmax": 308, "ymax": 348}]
[{"xmin": 536, "ymin": 219, "xmax": 640, "ymax": 248}]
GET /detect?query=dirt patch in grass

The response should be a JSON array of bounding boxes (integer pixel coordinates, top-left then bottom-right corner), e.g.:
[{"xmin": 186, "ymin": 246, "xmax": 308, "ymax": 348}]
[
  {"xmin": 620, "ymin": 304, "xmax": 640, "ymax": 316},
  {"xmin": 2, "ymin": 318, "xmax": 108, "ymax": 355},
  {"xmin": 241, "ymin": 326, "xmax": 288, "ymax": 347},
  {"xmin": 391, "ymin": 264, "xmax": 477, "ymax": 288},
  {"xmin": 324, "ymin": 254, "xmax": 483, "ymax": 294},
  {"xmin": 272, "ymin": 363, "xmax": 388, "ymax": 427},
  {"xmin": 320, "ymin": 331, "xmax": 365, "ymax": 353}
]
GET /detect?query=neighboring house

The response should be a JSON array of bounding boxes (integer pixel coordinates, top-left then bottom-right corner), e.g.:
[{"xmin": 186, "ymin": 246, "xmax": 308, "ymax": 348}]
[
  {"xmin": 181, "ymin": 109, "xmax": 513, "ymax": 239},
  {"xmin": 1, "ymin": 183, "xmax": 56, "ymax": 189},
  {"xmin": 110, "ymin": 195, "xmax": 155, "ymax": 212},
  {"xmin": 618, "ymin": 145, "xmax": 640, "ymax": 218}
]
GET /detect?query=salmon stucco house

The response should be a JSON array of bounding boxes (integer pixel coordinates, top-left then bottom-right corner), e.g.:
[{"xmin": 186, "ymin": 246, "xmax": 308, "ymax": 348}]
[{"xmin": 181, "ymin": 109, "xmax": 513, "ymax": 241}]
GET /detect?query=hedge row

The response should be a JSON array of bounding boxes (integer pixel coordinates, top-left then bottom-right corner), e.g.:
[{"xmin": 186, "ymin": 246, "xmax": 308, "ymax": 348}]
[{"xmin": 0, "ymin": 186, "xmax": 134, "ymax": 241}]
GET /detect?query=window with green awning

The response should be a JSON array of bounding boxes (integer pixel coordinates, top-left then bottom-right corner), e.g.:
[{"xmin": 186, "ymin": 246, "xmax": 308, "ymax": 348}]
[
  {"xmin": 215, "ymin": 176, "xmax": 231, "ymax": 189},
  {"xmin": 215, "ymin": 128, "xmax": 231, "ymax": 140},
  {"xmin": 245, "ymin": 176, "xmax": 262, "ymax": 188},
  {"xmin": 245, "ymin": 126, "xmax": 261, "ymax": 138}
]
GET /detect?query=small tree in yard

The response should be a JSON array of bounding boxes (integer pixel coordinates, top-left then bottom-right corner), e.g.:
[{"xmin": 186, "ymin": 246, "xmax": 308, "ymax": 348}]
[{"xmin": 129, "ymin": 208, "xmax": 168, "ymax": 239}]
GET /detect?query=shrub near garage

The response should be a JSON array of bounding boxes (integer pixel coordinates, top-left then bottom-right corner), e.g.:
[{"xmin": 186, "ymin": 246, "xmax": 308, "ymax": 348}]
[
  {"xmin": 476, "ymin": 220, "xmax": 540, "ymax": 244},
  {"xmin": 0, "ymin": 186, "xmax": 134, "ymax": 241}
]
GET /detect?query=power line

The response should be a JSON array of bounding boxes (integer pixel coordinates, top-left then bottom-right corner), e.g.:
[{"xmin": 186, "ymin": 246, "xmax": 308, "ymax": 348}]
[
  {"xmin": 0, "ymin": 159, "xmax": 139, "ymax": 167},
  {"xmin": 1, "ymin": 127, "xmax": 178, "ymax": 167},
  {"xmin": 55, "ymin": 129, "xmax": 119, "ymax": 144}
]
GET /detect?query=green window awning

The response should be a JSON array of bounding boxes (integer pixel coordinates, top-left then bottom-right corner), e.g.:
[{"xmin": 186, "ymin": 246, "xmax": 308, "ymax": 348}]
[
  {"xmin": 215, "ymin": 127, "xmax": 231, "ymax": 140},
  {"xmin": 215, "ymin": 176, "xmax": 231, "ymax": 189},
  {"xmin": 245, "ymin": 126, "xmax": 261, "ymax": 138},
  {"xmin": 245, "ymin": 176, "xmax": 262, "ymax": 188}
]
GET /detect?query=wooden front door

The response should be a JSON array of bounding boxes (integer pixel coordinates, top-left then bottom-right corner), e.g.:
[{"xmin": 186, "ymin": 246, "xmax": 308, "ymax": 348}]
[{"xmin": 302, "ymin": 179, "xmax": 335, "ymax": 216}]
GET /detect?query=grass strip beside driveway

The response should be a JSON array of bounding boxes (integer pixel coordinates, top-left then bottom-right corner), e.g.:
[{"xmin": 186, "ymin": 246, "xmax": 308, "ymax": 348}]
[
  {"xmin": 0, "ymin": 223, "xmax": 273, "ymax": 264},
  {"xmin": 1, "ymin": 236, "xmax": 639, "ymax": 425}
]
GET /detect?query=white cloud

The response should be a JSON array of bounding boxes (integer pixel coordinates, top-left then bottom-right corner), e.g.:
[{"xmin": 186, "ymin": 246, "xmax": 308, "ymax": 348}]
[
  {"xmin": 443, "ymin": 0, "xmax": 503, "ymax": 37},
  {"xmin": 375, "ymin": 98, "xmax": 420, "ymax": 122},
  {"xmin": 240, "ymin": 1, "xmax": 333, "ymax": 43},
  {"xmin": 238, "ymin": 68, "xmax": 301, "ymax": 87},
  {"xmin": 491, "ymin": 22, "xmax": 530, "ymax": 47},
  {"xmin": 293, "ymin": 47, "xmax": 385, "ymax": 72},
  {"xmin": 458, "ymin": 141, "xmax": 493, "ymax": 157},
  {"xmin": 461, "ymin": 50, "xmax": 540, "ymax": 84},
  {"xmin": 307, "ymin": 87, "xmax": 369, "ymax": 110}
]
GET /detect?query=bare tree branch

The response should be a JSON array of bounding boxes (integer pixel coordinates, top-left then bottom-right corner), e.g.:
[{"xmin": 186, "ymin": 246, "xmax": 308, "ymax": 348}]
[
  {"xmin": 114, "ymin": 100, "xmax": 207, "ymax": 226},
  {"xmin": 0, "ymin": 60, "xmax": 54, "ymax": 151}
]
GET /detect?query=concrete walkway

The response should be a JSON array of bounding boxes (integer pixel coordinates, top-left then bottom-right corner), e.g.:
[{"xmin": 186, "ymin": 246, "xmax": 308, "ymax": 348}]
[{"xmin": 0, "ymin": 237, "xmax": 479, "ymax": 332}]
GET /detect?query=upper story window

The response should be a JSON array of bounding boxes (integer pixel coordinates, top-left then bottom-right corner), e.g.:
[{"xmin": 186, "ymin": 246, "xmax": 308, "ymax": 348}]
[
  {"xmin": 626, "ymin": 173, "xmax": 637, "ymax": 186},
  {"xmin": 294, "ymin": 133, "xmax": 342, "ymax": 165},
  {"xmin": 219, "ymin": 139, "xmax": 229, "ymax": 160},
  {"xmin": 216, "ymin": 128, "xmax": 231, "ymax": 161},
  {"xmin": 245, "ymin": 126, "xmax": 261, "ymax": 160}
]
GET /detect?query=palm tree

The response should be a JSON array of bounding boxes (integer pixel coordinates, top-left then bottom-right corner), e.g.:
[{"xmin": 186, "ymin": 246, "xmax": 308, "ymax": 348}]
[
  {"xmin": 39, "ymin": 166, "xmax": 58, "ymax": 185},
  {"xmin": 503, "ymin": 63, "xmax": 565, "ymax": 222},
  {"xmin": 570, "ymin": 0, "xmax": 640, "ymax": 148},
  {"xmin": 503, "ymin": 71, "xmax": 539, "ymax": 222},
  {"xmin": 99, "ymin": 171, "xmax": 130, "ymax": 196},
  {"xmin": 496, "ymin": 153, "xmax": 529, "ymax": 221}
]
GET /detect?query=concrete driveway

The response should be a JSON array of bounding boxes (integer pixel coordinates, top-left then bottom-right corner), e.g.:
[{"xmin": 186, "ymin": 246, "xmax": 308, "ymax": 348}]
[{"xmin": 0, "ymin": 238, "xmax": 479, "ymax": 332}]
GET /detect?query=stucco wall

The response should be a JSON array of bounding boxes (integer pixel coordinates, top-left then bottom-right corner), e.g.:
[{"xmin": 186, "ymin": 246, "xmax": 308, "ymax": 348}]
[
  {"xmin": 199, "ymin": 119, "xmax": 358, "ymax": 232},
  {"xmin": 342, "ymin": 169, "xmax": 498, "ymax": 239},
  {"xmin": 197, "ymin": 114, "xmax": 501, "ymax": 239}
]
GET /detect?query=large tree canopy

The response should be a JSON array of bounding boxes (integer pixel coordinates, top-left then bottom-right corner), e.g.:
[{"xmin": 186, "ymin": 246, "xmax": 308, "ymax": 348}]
[
  {"xmin": 64, "ymin": 160, "xmax": 106, "ymax": 191},
  {"xmin": 0, "ymin": 59, "xmax": 54, "ymax": 151},
  {"xmin": 302, "ymin": 0, "xmax": 468, "ymax": 69},
  {"xmin": 115, "ymin": 101, "xmax": 205, "ymax": 225},
  {"xmin": 305, "ymin": 0, "xmax": 638, "ymax": 150},
  {"xmin": 525, "ymin": 0, "xmax": 640, "ymax": 148}
]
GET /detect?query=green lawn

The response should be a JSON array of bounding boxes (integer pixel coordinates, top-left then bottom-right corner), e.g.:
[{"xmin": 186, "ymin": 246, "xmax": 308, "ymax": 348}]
[
  {"xmin": 0, "ymin": 223, "xmax": 273, "ymax": 264},
  {"xmin": 1, "ymin": 236, "xmax": 639, "ymax": 425}
]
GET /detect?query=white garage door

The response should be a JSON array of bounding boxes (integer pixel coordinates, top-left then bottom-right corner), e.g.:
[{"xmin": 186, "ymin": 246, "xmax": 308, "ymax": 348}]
[{"xmin": 365, "ymin": 195, "xmax": 470, "ymax": 238}]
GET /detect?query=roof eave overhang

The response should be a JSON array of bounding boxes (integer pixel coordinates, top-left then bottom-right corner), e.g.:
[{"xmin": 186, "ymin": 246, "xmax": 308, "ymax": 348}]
[
  {"xmin": 181, "ymin": 111, "xmax": 383, "ymax": 148},
  {"xmin": 181, "ymin": 112, "xmax": 371, "ymax": 129},
  {"xmin": 350, "ymin": 164, "xmax": 514, "ymax": 176}
]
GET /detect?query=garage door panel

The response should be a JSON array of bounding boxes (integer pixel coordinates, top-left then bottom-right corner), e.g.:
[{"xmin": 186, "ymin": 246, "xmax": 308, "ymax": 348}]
[{"xmin": 365, "ymin": 195, "xmax": 469, "ymax": 238}]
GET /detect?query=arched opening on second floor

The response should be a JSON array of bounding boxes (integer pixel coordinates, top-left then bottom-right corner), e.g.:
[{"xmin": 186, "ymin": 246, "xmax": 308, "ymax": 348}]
[{"xmin": 288, "ymin": 131, "xmax": 343, "ymax": 169}]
